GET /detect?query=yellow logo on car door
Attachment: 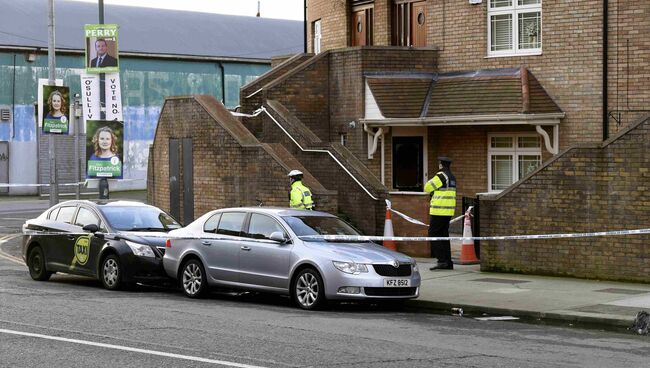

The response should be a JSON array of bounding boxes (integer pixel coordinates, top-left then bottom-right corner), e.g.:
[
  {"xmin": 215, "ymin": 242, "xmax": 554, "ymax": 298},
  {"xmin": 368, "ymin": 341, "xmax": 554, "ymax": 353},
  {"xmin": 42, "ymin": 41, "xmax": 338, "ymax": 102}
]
[{"xmin": 74, "ymin": 236, "xmax": 90, "ymax": 266}]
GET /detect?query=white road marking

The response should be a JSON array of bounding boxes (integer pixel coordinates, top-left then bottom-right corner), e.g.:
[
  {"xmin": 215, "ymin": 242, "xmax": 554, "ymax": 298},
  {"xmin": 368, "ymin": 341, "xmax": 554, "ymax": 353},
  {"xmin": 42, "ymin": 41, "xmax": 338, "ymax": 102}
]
[
  {"xmin": 0, "ymin": 328, "xmax": 268, "ymax": 368},
  {"xmin": 0, "ymin": 235, "xmax": 26, "ymax": 265}
]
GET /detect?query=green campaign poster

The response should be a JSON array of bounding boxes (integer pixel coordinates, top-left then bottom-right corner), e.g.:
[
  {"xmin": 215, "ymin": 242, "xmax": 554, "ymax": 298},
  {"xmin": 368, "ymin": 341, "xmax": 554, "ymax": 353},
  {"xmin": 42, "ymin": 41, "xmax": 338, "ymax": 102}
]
[
  {"xmin": 85, "ymin": 24, "xmax": 119, "ymax": 74},
  {"xmin": 42, "ymin": 85, "xmax": 70, "ymax": 134},
  {"xmin": 86, "ymin": 120, "xmax": 124, "ymax": 179}
]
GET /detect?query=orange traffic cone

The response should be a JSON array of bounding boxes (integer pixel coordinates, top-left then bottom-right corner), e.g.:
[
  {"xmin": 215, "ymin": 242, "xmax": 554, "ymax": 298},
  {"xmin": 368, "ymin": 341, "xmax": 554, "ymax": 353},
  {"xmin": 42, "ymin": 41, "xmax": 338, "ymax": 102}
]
[
  {"xmin": 459, "ymin": 209, "xmax": 479, "ymax": 265},
  {"xmin": 383, "ymin": 207, "xmax": 397, "ymax": 251}
]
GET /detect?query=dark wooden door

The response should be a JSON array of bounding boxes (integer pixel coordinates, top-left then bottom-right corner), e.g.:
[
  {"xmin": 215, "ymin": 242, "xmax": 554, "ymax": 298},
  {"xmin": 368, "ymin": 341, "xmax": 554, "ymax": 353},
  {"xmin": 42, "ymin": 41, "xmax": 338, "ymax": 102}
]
[
  {"xmin": 411, "ymin": 1, "xmax": 426, "ymax": 47},
  {"xmin": 352, "ymin": 10, "xmax": 367, "ymax": 46}
]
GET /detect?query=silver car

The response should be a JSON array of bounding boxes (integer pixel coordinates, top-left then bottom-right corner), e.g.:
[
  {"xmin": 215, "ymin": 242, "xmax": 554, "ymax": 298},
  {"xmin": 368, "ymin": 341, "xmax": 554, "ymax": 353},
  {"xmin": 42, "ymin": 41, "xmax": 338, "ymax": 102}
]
[{"xmin": 163, "ymin": 208, "xmax": 421, "ymax": 309}]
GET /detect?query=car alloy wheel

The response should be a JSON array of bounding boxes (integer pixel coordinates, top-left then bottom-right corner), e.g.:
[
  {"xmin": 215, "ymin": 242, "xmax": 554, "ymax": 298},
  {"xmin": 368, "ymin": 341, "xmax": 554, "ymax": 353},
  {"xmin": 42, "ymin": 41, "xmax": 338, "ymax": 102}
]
[
  {"xmin": 181, "ymin": 259, "xmax": 207, "ymax": 298},
  {"xmin": 28, "ymin": 246, "xmax": 52, "ymax": 281},
  {"xmin": 293, "ymin": 268, "xmax": 326, "ymax": 310},
  {"xmin": 101, "ymin": 254, "xmax": 122, "ymax": 290}
]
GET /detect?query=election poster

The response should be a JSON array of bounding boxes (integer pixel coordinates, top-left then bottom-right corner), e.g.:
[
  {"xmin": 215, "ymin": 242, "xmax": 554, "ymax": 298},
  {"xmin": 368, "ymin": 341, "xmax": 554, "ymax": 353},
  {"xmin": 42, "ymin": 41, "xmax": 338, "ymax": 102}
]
[
  {"xmin": 86, "ymin": 120, "xmax": 124, "ymax": 179},
  {"xmin": 85, "ymin": 24, "xmax": 119, "ymax": 74},
  {"xmin": 80, "ymin": 73, "xmax": 101, "ymax": 124},
  {"xmin": 41, "ymin": 85, "xmax": 71, "ymax": 134},
  {"xmin": 104, "ymin": 73, "xmax": 123, "ymax": 121}
]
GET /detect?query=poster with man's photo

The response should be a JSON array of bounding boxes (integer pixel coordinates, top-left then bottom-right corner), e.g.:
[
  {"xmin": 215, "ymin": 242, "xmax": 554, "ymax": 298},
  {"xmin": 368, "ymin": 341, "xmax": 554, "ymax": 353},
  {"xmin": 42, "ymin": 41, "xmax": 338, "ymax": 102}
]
[
  {"xmin": 41, "ymin": 85, "xmax": 70, "ymax": 134},
  {"xmin": 86, "ymin": 120, "xmax": 124, "ymax": 179},
  {"xmin": 85, "ymin": 24, "xmax": 119, "ymax": 74}
]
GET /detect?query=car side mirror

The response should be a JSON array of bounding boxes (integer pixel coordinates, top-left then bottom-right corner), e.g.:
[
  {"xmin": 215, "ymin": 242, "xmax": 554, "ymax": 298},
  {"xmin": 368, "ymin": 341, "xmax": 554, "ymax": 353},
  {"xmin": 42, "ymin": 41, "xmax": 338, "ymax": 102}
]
[
  {"xmin": 83, "ymin": 224, "xmax": 99, "ymax": 233},
  {"xmin": 269, "ymin": 231, "xmax": 288, "ymax": 243}
]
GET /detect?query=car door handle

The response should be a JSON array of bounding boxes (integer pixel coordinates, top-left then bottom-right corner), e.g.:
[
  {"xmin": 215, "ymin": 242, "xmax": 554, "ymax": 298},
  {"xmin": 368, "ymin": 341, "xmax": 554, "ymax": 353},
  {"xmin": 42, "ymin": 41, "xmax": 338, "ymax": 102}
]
[
  {"xmin": 241, "ymin": 246, "xmax": 251, "ymax": 251},
  {"xmin": 201, "ymin": 241, "xmax": 212, "ymax": 246}
]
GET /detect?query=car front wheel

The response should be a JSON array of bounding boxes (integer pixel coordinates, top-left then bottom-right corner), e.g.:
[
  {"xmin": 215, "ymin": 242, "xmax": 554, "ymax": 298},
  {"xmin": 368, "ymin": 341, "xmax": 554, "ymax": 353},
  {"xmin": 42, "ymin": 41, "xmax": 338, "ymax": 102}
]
[
  {"xmin": 28, "ymin": 246, "xmax": 52, "ymax": 281},
  {"xmin": 181, "ymin": 259, "xmax": 207, "ymax": 298},
  {"xmin": 292, "ymin": 268, "xmax": 326, "ymax": 310},
  {"xmin": 100, "ymin": 254, "xmax": 123, "ymax": 290}
]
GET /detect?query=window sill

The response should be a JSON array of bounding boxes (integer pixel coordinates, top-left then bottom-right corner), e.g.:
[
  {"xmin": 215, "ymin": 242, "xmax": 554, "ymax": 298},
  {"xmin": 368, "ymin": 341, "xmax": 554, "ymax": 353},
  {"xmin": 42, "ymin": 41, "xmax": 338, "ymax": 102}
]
[
  {"xmin": 485, "ymin": 51, "xmax": 542, "ymax": 58},
  {"xmin": 388, "ymin": 191, "xmax": 428, "ymax": 196}
]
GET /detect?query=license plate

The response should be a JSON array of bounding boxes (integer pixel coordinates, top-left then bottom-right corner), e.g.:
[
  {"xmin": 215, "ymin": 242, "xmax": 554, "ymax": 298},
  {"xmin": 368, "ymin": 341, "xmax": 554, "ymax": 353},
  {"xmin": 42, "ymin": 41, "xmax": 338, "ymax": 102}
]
[{"xmin": 383, "ymin": 279, "xmax": 410, "ymax": 287}]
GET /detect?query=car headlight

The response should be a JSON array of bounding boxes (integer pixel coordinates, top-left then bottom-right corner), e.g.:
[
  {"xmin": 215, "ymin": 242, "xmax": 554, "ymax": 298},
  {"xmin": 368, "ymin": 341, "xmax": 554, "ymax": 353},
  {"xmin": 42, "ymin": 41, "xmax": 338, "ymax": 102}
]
[
  {"xmin": 125, "ymin": 240, "xmax": 155, "ymax": 258},
  {"xmin": 412, "ymin": 261, "xmax": 419, "ymax": 273},
  {"xmin": 333, "ymin": 261, "xmax": 368, "ymax": 274}
]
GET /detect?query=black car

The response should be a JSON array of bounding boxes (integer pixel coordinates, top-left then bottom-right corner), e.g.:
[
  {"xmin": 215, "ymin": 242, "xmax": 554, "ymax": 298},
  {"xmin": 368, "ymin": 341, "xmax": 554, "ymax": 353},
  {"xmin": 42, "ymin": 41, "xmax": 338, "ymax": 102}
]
[{"xmin": 22, "ymin": 200, "xmax": 181, "ymax": 290}]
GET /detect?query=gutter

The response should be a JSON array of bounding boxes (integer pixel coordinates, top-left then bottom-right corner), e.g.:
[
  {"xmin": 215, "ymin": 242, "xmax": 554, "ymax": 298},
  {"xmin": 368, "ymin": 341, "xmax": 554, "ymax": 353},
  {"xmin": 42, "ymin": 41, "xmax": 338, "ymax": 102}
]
[
  {"xmin": 361, "ymin": 113, "xmax": 566, "ymax": 127},
  {"xmin": 0, "ymin": 46, "xmax": 271, "ymax": 65}
]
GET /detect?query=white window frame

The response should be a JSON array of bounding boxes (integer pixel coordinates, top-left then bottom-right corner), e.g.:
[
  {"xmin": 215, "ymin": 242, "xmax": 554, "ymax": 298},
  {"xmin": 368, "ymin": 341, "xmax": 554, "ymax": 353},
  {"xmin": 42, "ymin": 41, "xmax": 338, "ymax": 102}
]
[
  {"xmin": 487, "ymin": 0, "xmax": 542, "ymax": 57},
  {"xmin": 487, "ymin": 133, "xmax": 542, "ymax": 192},
  {"xmin": 314, "ymin": 19, "xmax": 322, "ymax": 54}
]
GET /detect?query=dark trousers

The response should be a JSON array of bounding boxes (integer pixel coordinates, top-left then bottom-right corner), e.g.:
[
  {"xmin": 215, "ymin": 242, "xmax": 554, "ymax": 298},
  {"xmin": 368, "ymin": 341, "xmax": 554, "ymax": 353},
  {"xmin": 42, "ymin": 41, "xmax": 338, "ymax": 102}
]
[{"xmin": 429, "ymin": 215, "xmax": 452, "ymax": 265}]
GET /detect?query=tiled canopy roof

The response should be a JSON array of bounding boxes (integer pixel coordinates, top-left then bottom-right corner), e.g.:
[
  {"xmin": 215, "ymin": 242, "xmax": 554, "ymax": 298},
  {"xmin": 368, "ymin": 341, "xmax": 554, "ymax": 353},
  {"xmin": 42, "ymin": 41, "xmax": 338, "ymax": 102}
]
[
  {"xmin": 366, "ymin": 68, "xmax": 562, "ymax": 119},
  {"xmin": 366, "ymin": 78, "xmax": 432, "ymax": 118}
]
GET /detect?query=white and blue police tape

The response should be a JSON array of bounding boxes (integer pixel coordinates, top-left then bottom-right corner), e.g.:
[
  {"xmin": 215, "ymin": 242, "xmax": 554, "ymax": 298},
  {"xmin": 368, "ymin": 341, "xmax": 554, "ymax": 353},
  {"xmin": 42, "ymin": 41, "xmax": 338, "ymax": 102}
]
[
  {"xmin": 386, "ymin": 204, "xmax": 469, "ymax": 227},
  {"xmin": 298, "ymin": 227, "xmax": 650, "ymax": 242}
]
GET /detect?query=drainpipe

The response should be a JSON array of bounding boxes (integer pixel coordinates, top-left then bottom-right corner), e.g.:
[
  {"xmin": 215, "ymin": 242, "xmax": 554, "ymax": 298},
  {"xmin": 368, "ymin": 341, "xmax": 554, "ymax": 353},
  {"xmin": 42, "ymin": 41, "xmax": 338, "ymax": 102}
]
[
  {"xmin": 304, "ymin": 0, "xmax": 307, "ymax": 53},
  {"xmin": 217, "ymin": 62, "xmax": 225, "ymax": 105},
  {"xmin": 603, "ymin": 0, "xmax": 609, "ymax": 141}
]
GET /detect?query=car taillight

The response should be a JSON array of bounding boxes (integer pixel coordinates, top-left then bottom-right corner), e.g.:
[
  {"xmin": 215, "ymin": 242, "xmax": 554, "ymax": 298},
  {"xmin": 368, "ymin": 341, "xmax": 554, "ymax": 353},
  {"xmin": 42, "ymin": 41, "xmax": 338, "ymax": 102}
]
[{"xmin": 165, "ymin": 239, "xmax": 171, "ymax": 248}]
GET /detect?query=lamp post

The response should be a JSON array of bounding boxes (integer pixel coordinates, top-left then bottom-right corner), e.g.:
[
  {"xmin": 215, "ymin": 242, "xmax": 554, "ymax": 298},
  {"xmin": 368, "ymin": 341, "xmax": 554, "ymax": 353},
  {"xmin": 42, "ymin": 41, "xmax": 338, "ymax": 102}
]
[
  {"xmin": 98, "ymin": 0, "xmax": 109, "ymax": 200},
  {"xmin": 47, "ymin": 0, "xmax": 58, "ymax": 206}
]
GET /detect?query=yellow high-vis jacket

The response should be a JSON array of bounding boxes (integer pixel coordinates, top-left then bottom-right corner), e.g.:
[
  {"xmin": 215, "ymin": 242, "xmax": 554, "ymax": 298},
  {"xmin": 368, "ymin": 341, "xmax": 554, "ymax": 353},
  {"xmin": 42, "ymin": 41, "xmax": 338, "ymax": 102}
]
[
  {"xmin": 424, "ymin": 170, "xmax": 456, "ymax": 216},
  {"xmin": 289, "ymin": 181, "xmax": 314, "ymax": 210}
]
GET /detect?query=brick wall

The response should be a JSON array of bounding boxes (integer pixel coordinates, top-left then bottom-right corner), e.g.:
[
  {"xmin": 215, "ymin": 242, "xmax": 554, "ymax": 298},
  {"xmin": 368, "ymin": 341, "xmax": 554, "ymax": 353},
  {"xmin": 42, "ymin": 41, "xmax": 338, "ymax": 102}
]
[
  {"xmin": 265, "ymin": 53, "xmax": 331, "ymax": 140},
  {"xmin": 607, "ymin": 1, "xmax": 650, "ymax": 136},
  {"xmin": 307, "ymin": 0, "xmax": 349, "ymax": 53},
  {"xmin": 480, "ymin": 114, "xmax": 650, "ymax": 282},
  {"xmin": 329, "ymin": 47, "xmax": 438, "ymax": 175},
  {"xmin": 259, "ymin": 99, "xmax": 386, "ymax": 235},
  {"xmin": 149, "ymin": 96, "xmax": 336, "ymax": 224},
  {"xmin": 307, "ymin": 0, "xmax": 650, "ymax": 150}
]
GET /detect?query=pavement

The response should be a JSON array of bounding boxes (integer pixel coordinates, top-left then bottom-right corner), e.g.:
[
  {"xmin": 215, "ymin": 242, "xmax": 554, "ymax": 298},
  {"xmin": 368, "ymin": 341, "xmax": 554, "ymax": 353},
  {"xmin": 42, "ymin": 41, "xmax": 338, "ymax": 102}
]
[
  {"xmin": 1, "ymin": 193, "xmax": 649, "ymax": 333},
  {"xmin": 409, "ymin": 242, "xmax": 650, "ymax": 332}
]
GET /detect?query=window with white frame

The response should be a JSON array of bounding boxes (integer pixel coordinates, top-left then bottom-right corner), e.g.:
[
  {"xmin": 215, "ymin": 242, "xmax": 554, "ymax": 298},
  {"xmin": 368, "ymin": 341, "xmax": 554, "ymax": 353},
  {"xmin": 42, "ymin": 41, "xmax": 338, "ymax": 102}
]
[
  {"xmin": 488, "ymin": 0, "xmax": 541, "ymax": 56},
  {"xmin": 488, "ymin": 134, "xmax": 542, "ymax": 191},
  {"xmin": 313, "ymin": 20, "xmax": 322, "ymax": 54}
]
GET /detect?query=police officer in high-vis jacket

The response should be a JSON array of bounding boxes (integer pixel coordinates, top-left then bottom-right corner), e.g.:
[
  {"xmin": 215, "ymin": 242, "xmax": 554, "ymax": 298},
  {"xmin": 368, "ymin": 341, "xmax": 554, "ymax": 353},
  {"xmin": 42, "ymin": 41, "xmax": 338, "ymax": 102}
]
[
  {"xmin": 288, "ymin": 170, "xmax": 314, "ymax": 210},
  {"xmin": 424, "ymin": 156, "xmax": 457, "ymax": 270}
]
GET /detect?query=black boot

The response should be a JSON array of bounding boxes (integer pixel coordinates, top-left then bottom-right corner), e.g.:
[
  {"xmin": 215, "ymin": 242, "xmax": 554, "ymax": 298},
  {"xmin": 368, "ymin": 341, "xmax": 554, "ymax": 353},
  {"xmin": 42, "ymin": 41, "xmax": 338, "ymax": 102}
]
[{"xmin": 429, "ymin": 263, "xmax": 453, "ymax": 270}]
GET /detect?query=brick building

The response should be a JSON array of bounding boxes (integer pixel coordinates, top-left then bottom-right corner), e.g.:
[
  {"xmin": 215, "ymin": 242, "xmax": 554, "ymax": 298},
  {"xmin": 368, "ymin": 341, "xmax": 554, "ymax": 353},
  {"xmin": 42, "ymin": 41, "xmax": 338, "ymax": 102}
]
[{"xmin": 149, "ymin": 1, "xmax": 650, "ymax": 279}]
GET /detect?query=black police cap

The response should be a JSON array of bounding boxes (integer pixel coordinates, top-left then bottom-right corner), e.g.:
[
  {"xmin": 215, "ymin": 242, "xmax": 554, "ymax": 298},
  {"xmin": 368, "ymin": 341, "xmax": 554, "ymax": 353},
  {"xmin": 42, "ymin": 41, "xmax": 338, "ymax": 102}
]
[{"xmin": 437, "ymin": 156, "xmax": 452, "ymax": 164}]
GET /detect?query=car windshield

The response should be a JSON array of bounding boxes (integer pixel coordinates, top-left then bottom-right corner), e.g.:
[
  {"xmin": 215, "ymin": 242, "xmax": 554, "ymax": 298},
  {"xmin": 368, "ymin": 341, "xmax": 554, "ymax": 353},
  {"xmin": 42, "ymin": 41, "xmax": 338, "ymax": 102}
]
[
  {"xmin": 283, "ymin": 216, "xmax": 361, "ymax": 240},
  {"xmin": 100, "ymin": 206, "xmax": 181, "ymax": 232}
]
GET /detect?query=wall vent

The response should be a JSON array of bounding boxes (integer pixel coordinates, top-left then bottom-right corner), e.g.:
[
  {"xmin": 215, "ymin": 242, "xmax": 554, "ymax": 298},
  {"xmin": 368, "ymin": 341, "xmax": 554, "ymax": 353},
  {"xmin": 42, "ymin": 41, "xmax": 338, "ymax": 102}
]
[{"xmin": 0, "ymin": 109, "xmax": 11, "ymax": 121}]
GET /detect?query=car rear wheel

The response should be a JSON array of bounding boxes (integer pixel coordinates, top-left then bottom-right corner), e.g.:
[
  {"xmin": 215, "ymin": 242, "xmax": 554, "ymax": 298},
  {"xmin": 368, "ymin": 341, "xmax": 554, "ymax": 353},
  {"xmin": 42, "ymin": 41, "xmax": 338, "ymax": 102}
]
[
  {"xmin": 181, "ymin": 259, "xmax": 207, "ymax": 298},
  {"xmin": 100, "ymin": 254, "xmax": 123, "ymax": 290},
  {"xmin": 292, "ymin": 268, "xmax": 326, "ymax": 310},
  {"xmin": 28, "ymin": 246, "xmax": 52, "ymax": 281}
]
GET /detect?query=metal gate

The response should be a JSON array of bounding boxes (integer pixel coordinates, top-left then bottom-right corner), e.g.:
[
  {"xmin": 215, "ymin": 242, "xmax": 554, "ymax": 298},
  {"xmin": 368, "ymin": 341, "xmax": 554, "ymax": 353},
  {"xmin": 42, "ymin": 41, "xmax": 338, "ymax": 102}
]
[{"xmin": 169, "ymin": 138, "xmax": 194, "ymax": 225}]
